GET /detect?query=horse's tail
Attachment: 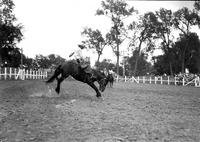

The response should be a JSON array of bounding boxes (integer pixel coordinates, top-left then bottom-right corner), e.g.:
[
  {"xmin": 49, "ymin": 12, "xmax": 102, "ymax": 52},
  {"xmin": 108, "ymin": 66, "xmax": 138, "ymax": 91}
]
[{"xmin": 46, "ymin": 65, "xmax": 62, "ymax": 83}]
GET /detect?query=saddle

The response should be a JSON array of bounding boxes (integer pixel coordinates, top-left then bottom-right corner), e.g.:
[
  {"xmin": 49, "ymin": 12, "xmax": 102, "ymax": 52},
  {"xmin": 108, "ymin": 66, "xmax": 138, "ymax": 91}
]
[
  {"xmin": 76, "ymin": 59, "xmax": 91, "ymax": 74},
  {"xmin": 80, "ymin": 64, "xmax": 91, "ymax": 74}
]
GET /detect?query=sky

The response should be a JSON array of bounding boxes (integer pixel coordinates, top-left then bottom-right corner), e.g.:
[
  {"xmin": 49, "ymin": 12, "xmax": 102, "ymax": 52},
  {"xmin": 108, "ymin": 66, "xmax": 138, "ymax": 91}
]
[{"xmin": 14, "ymin": 0, "xmax": 197, "ymax": 66}]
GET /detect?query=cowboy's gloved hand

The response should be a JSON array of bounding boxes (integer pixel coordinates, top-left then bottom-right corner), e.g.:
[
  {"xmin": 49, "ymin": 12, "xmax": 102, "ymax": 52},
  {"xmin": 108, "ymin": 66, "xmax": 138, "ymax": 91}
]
[{"xmin": 78, "ymin": 44, "xmax": 85, "ymax": 49}]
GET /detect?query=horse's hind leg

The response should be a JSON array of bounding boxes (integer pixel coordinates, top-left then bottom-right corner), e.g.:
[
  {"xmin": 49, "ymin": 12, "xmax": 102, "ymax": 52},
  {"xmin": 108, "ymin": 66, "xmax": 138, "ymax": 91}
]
[{"xmin": 46, "ymin": 65, "xmax": 61, "ymax": 83}]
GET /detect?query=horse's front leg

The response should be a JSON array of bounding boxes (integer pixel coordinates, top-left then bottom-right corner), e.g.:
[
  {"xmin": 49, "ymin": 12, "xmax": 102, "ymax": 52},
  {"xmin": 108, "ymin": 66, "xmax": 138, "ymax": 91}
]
[
  {"xmin": 111, "ymin": 81, "xmax": 113, "ymax": 87},
  {"xmin": 87, "ymin": 82, "xmax": 101, "ymax": 98},
  {"xmin": 55, "ymin": 76, "xmax": 65, "ymax": 94}
]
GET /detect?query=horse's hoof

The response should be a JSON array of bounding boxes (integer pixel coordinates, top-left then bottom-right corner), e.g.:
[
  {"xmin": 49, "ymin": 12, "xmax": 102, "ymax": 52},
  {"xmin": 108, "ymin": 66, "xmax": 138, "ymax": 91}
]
[
  {"xmin": 55, "ymin": 88, "xmax": 60, "ymax": 94},
  {"xmin": 96, "ymin": 94, "xmax": 101, "ymax": 98},
  {"xmin": 96, "ymin": 96, "xmax": 104, "ymax": 101}
]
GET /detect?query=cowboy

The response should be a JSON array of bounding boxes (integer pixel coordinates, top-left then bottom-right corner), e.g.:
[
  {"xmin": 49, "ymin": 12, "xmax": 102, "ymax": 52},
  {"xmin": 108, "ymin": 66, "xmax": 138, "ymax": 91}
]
[{"xmin": 69, "ymin": 45, "xmax": 93, "ymax": 81}]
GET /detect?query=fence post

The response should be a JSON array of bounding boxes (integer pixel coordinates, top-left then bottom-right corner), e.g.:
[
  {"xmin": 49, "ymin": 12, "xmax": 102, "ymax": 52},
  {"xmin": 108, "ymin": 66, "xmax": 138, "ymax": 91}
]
[
  {"xmin": 125, "ymin": 76, "xmax": 126, "ymax": 82},
  {"xmin": 21, "ymin": 69, "xmax": 25, "ymax": 80},
  {"xmin": 143, "ymin": 76, "xmax": 145, "ymax": 83},
  {"xmin": 150, "ymin": 76, "xmax": 151, "ymax": 84},
  {"xmin": 155, "ymin": 76, "xmax": 157, "ymax": 84},
  {"xmin": 182, "ymin": 77, "xmax": 185, "ymax": 86},
  {"xmin": 43, "ymin": 71, "xmax": 45, "ymax": 79},
  {"xmin": 9, "ymin": 68, "xmax": 12, "ymax": 79},
  {"xmin": 161, "ymin": 76, "xmax": 163, "ymax": 85},
  {"xmin": 29, "ymin": 69, "xmax": 32, "ymax": 79},
  {"xmin": 195, "ymin": 77, "xmax": 200, "ymax": 87},
  {"xmin": 38, "ymin": 71, "xmax": 41, "ymax": 79},
  {"xmin": 116, "ymin": 75, "xmax": 119, "ymax": 82},
  {"xmin": 25, "ymin": 70, "xmax": 28, "ymax": 79},
  {"xmin": 131, "ymin": 76, "xmax": 139, "ymax": 83},
  {"xmin": 4, "ymin": 68, "xmax": 7, "ymax": 80},
  {"xmin": 0, "ymin": 68, "xmax": 1, "ymax": 80},
  {"xmin": 38, "ymin": 71, "xmax": 40, "ymax": 79},
  {"xmin": 37, "ymin": 71, "xmax": 38, "ymax": 79},
  {"xmin": 168, "ymin": 76, "xmax": 170, "ymax": 85},
  {"xmin": 175, "ymin": 76, "xmax": 177, "ymax": 85}
]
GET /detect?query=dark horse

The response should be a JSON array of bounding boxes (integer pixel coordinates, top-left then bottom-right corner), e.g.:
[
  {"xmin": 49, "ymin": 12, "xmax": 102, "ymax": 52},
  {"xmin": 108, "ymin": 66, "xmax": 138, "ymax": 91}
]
[
  {"xmin": 46, "ymin": 61, "xmax": 107, "ymax": 98},
  {"xmin": 106, "ymin": 73, "xmax": 114, "ymax": 87}
]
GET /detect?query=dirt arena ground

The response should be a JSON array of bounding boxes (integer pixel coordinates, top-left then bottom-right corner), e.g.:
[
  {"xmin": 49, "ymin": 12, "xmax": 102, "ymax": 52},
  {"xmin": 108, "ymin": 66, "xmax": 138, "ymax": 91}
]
[{"xmin": 0, "ymin": 80, "xmax": 200, "ymax": 142}]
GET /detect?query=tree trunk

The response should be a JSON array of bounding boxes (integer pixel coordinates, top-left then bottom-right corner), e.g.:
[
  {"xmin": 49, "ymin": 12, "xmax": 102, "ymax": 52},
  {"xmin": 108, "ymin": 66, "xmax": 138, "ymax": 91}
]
[
  {"xmin": 181, "ymin": 45, "xmax": 187, "ymax": 73},
  {"xmin": 169, "ymin": 62, "xmax": 173, "ymax": 75},
  {"xmin": 133, "ymin": 40, "xmax": 142, "ymax": 76},
  {"xmin": 0, "ymin": 56, "xmax": 2, "ymax": 67},
  {"xmin": 181, "ymin": 55, "xmax": 185, "ymax": 73},
  {"xmin": 133, "ymin": 56, "xmax": 139, "ymax": 76},
  {"xmin": 97, "ymin": 54, "xmax": 100, "ymax": 64},
  {"xmin": 116, "ymin": 43, "xmax": 119, "ymax": 75}
]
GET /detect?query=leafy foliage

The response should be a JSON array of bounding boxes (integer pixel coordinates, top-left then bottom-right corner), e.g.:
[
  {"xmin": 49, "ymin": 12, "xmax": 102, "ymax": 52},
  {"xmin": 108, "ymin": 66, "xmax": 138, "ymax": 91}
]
[
  {"xmin": 154, "ymin": 33, "xmax": 200, "ymax": 74},
  {"xmin": 95, "ymin": 59, "xmax": 115, "ymax": 71},
  {"xmin": 35, "ymin": 54, "xmax": 66, "ymax": 69},
  {"xmin": 127, "ymin": 50, "xmax": 152, "ymax": 76},
  {"xmin": 128, "ymin": 12, "xmax": 158, "ymax": 75},
  {"xmin": 80, "ymin": 28, "xmax": 107, "ymax": 63},
  {"xmin": 96, "ymin": 0, "xmax": 136, "ymax": 74},
  {"xmin": 0, "ymin": 0, "xmax": 23, "ymax": 66}
]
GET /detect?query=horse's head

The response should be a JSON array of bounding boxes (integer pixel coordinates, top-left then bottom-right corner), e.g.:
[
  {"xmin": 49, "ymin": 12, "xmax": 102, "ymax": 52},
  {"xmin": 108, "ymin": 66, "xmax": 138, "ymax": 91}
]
[
  {"xmin": 98, "ymin": 77, "xmax": 107, "ymax": 92},
  {"xmin": 97, "ymin": 71, "xmax": 109, "ymax": 92}
]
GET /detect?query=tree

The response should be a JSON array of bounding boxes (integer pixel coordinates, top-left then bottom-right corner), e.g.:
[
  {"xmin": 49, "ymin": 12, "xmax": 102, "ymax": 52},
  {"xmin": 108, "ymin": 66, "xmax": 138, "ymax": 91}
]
[
  {"xmin": 48, "ymin": 54, "xmax": 66, "ymax": 68},
  {"xmin": 95, "ymin": 59, "xmax": 115, "ymax": 71},
  {"xmin": 128, "ymin": 12, "xmax": 157, "ymax": 75},
  {"xmin": 153, "ymin": 33, "xmax": 200, "ymax": 74},
  {"xmin": 23, "ymin": 57, "xmax": 34, "ymax": 69},
  {"xmin": 173, "ymin": 33, "xmax": 200, "ymax": 73},
  {"xmin": 153, "ymin": 53, "xmax": 180, "ymax": 75},
  {"xmin": 194, "ymin": 1, "xmax": 200, "ymax": 27},
  {"xmin": 96, "ymin": 0, "xmax": 136, "ymax": 75},
  {"xmin": 35, "ymin": 55, "xmax": 50, "ymax": 69},
  {"xmin": 194, "ymin": 0, "xmax": 200, "ymax": 11},
  {"xmin": 0, "ymin": 0, "xmax": 23, "ymax": 66},
  {"xmin": 128, "ymin": 50, "xmax": 152, "ymax": 76},
  {"xmin": 80, "ymin": 28, "xmax": 107, "ymax": 64},
  {"xmin": 35, "ymin": 54, "xmax": 66, "ymax": 69},
  {"xmin": 173, "ymin": 7, "xmax": 200, "ymax": 72},
  {"xmin": 154, "ymin": 8, "xmax": 175, "ymax": 75}
]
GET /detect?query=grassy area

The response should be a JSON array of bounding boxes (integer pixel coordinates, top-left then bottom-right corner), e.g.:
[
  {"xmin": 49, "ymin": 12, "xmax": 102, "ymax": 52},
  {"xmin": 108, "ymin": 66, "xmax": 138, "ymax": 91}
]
[{"xmin": 0, "ymin": 80, "xmax": 200, "ymax": 142}]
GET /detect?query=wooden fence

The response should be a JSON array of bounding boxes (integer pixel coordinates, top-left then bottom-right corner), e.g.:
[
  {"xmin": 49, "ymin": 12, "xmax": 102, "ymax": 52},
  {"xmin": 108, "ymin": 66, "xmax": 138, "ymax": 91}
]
[
  {"xmin": 1, "ymin": 67, "xmax": 199, "ymax": 87},
  {"xmin": 115, "ymin": 76, "xmax": 200, "ymax": 87},
  {"xmin": 0, "ymin": 67, "xmax": 48, "ymax": 80}
]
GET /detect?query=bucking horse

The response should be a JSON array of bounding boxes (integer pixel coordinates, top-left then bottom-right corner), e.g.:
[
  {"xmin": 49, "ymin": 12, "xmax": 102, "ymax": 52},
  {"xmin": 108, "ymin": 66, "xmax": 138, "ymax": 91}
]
[{"xmin": 46, "ymin": 60, "xmax": 107, "ymax": 98}]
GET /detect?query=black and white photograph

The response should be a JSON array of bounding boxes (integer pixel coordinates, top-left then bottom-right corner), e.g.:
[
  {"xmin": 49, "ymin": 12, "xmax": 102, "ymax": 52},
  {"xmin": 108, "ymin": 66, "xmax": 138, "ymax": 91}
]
[{"xmin": 0, "ymin": 0, "xmax": 200, "ymax": 141}]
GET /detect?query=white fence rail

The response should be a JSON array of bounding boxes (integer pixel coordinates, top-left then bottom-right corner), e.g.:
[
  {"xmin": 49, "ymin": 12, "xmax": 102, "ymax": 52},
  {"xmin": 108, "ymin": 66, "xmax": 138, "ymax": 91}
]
[
  {"xmin": 0, "ymin": 67, "xmax": 48, "ymax": 80},
  {"xmin": 115, "ymin": 76, "xmax": 200, "ymax": 87}
]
